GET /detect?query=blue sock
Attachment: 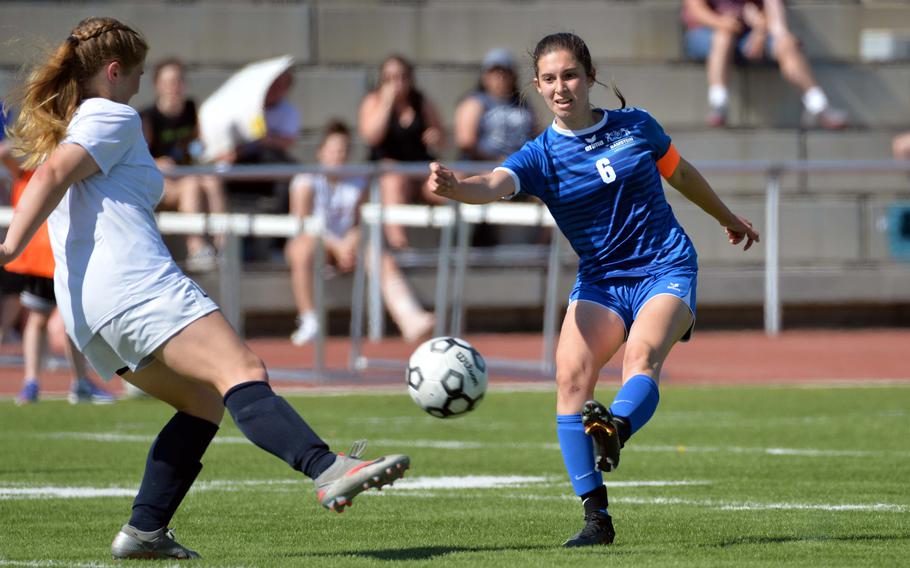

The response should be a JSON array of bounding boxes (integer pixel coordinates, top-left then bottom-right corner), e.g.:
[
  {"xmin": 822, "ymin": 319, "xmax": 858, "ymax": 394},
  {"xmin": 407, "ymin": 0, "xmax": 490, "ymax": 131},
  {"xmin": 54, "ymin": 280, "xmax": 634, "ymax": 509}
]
[
  {"xmin": 224, "ymin": 381, "xmax": 336, "ymax": 479},
  {"xmin": 609, "ymin": 374, "xmax": 660, "ymax": 437},
  {"xmin": 557, "ymin": 414, "xmax": 604, "ymax": 496},
  {"xmin": 129, "ymin": 412, "xmax": 218, "ymax": 531}
]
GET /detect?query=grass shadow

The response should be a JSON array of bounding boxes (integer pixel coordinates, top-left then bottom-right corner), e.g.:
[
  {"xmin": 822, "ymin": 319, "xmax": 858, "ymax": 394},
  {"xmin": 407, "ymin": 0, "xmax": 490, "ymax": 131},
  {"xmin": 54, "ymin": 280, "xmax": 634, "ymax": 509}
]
[{"xmin": 281, "ymin": 544, "xmax": 575, "ymax": 561}]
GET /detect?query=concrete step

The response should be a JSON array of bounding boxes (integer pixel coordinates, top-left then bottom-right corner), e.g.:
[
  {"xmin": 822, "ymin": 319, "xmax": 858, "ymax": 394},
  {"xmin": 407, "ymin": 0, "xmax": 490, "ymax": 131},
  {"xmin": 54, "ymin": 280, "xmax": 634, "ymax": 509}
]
[
  {"xmin": 4, "ymin": 1, "xmax": 910, "ymax": 69},
  {"xmin": 0, "ymin": 2, "xmax": 314, "ymax": 66},
  {"xmin": 122, "ymin": 61, "xmax": 910, "ymax": 134}
]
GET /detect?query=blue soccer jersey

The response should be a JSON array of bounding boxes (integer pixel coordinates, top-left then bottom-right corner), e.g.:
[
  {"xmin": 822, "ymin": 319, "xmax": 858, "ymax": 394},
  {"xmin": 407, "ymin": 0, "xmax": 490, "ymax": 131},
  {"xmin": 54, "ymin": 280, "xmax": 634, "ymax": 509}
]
[{"xmin": 498, "ymin": 108, "xmax": 697, "ymax": 281}]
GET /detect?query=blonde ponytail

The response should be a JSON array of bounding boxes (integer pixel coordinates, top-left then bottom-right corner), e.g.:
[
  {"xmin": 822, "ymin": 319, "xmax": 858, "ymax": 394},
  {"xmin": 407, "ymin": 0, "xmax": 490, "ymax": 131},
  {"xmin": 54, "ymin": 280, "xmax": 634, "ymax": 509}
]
[{"xmin": 8, "ymin": 17, "xmax": 147, "ymax": 169}]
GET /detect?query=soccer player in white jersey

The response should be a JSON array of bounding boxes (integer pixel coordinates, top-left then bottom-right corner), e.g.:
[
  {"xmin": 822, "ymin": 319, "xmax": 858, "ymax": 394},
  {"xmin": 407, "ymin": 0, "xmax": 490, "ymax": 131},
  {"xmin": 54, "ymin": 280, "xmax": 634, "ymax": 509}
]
[
  {"xmin": 428, "ymin": 32, "xmax": 760, "ymax": 547},
  {"xmin": 2, "ymin": 17, "xmax": 408, "ymax": 560}
]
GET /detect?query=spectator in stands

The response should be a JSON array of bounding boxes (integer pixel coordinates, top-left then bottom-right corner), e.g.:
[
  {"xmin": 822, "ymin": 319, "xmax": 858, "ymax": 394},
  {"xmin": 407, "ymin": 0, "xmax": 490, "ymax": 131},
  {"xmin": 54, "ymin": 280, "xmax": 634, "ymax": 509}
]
[
  {"xmin": 358, "ymin": 54, "xmax": 446, "ymax": 250},
  {"xmin": 141, "ymin": 58, "xmax": 226, "ymax": 271},
  {"xmin": 455, "ymin": 48, "xmax": 537, "ymax": 162},
  {"xmin": 455, "ymin": 48, "xmax": 542, "ymax": 247},
  {"xmin": 682, "ymin": 0, "xmax": 847, "ymax": 129},
  {"xmin": 7, "ymin": 170, "xmax": 115, "ymax": 405},
  {"xmin": 234, "ymin": 69, "xmax": 300, "ymax": 166},
  {"xmin": 227, "ymin": 68, "xmax": 301, "ymax": 261},
  {"xmin": 285, "ymin": 119, "xmax": 435, "ymax": 346}
]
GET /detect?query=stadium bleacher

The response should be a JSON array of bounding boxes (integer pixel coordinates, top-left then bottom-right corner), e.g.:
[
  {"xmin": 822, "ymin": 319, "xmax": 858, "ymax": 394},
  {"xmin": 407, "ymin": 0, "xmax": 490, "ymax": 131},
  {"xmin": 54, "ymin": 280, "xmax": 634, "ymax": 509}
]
[{"xmin": 2, "ymin": 0, "xmax": 910, "ymax": 332}]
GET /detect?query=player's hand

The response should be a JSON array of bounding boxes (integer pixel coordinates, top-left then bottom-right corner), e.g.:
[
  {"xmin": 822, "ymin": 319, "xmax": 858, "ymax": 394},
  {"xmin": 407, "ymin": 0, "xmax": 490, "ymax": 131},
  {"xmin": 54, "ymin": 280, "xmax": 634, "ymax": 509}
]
[
  {"xmin": 427, "ymin": 162, "xmax": 458, "ymax": 198},
  {"xmin": 724, "ymin": 215, "xmax": 760, "ymax": 251}
]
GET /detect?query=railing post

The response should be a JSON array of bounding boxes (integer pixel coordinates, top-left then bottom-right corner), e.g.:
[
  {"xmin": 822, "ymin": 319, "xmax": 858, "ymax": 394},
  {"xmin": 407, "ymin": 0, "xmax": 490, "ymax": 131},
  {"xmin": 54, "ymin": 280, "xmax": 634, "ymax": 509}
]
[
  {"xmin": 312, "ymin": 218, "xmax": 326, "ymax": 379},
  {"xmin": 367, "ymin": 177, "xmax": 384, "ymax": 342},
  {"xmin": 764, "ymin": 170, "xmax": 782, "ymax": 336},
  {"xmin": 433, "ymin": 205, "xmax": 455, "ymax": 337},
  {"xmin": 219, "ymin": 229, "xmax": 243, "ymax": 336},
  {"xmin": 450, "ymin": 205, "xmax": 472, "ymax": 338},
  {"xmin": 349, "ymin": 185, "xmax": 375, "ymax": 371}
]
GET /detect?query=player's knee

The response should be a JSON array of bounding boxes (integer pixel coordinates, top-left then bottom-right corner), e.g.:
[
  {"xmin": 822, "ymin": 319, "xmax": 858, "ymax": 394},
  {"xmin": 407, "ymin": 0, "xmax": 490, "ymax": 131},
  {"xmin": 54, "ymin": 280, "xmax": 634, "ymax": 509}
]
[
  {"xmin": 237, "ymin": 353, "xmax": 268, "ymax": 383},
  {"xmin": 622, "ymin": 341, "xmax": 661, "ymax": 375},
  {"xmin": 555, "ymin": 360, "xmax": 595, "ymax": 396}
]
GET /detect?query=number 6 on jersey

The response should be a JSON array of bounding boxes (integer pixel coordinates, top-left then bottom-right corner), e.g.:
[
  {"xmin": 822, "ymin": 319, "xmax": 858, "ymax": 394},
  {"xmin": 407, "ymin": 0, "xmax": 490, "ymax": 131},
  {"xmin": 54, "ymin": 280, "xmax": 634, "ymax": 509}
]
[{"xmin": 596, "ymin": 157, "xmax": 616, "ymax": 184}]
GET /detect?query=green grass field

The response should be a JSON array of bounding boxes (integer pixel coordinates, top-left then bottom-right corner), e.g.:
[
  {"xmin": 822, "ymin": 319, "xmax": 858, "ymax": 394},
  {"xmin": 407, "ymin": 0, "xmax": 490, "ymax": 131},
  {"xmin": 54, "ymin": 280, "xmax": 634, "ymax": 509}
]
[{"xmin": 1, "ymin": 384, "xmax": 908, "ymax": 567}]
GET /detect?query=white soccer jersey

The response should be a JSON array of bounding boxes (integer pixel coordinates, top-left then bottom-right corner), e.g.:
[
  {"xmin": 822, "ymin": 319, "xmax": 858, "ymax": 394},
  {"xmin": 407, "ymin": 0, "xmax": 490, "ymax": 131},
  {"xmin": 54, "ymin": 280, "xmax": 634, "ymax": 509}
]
[{"xmin": 49, "ymin": 97, "xmax": 183, "ymax": 349}]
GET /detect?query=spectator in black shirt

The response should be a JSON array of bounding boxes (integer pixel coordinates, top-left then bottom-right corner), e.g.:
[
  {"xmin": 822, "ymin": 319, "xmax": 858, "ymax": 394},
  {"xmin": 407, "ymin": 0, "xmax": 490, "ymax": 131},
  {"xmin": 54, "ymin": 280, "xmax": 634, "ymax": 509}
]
[{"xmin": 141, "ymin": 58, "xmax": 226, "ymax": 271}]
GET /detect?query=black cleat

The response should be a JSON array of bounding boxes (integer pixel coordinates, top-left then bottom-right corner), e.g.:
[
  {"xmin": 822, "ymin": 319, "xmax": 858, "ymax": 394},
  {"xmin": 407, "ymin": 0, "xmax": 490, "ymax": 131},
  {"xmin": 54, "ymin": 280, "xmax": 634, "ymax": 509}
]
[
  {"xmin": 582, "ymin": 400, "xmax": 622, "ymax": 472},
  {"xmin": 562, "ymin": 511, "xmax": 615, "ymax": 547}
]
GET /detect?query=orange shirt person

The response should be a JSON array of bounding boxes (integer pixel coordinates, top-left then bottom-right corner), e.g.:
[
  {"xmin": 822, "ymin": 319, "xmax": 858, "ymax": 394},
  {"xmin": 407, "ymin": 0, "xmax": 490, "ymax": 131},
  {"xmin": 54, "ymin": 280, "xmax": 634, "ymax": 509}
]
[{"xmin": 7, "ymin": 170, "xmax": 114, "ymax": 405}]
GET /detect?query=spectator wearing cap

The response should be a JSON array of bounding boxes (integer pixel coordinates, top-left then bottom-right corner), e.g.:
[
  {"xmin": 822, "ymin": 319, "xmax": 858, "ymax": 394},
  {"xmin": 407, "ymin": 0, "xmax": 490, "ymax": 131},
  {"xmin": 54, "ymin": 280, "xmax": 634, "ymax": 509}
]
[
  {"xmin": 454, "ymin": 48, "xmax": 542, "ymax": 247},
  {"xmin": 454, "ymin": 48, "xmax": 537, "ymax": 162}
]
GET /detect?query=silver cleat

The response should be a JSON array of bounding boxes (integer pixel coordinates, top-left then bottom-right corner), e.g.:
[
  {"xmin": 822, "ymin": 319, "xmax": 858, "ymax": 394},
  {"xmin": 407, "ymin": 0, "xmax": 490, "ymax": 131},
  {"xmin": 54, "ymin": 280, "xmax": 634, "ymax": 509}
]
[
  {"xmin": 314, "ymin": 440, "xmax": 409, "ymax": 513},
  {"xmin": 110, "ymin": 524, "xmax": 200, "ymax": 559}
]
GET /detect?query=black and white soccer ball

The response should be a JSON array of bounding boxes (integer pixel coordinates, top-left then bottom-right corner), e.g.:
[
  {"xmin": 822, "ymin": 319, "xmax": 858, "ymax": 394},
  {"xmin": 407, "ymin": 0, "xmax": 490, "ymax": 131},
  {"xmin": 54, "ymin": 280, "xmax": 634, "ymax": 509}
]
[{"xmin": 406, "ymin": 336, "xmax": 487, "ymax": 418}]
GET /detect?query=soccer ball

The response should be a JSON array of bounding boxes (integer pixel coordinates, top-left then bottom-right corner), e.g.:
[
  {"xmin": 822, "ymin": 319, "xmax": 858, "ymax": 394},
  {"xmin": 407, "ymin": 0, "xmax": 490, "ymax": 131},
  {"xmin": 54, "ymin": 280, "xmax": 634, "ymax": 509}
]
[{"xmin": 406, "ymin": 336, "xmax": 488, "ymax": 418}]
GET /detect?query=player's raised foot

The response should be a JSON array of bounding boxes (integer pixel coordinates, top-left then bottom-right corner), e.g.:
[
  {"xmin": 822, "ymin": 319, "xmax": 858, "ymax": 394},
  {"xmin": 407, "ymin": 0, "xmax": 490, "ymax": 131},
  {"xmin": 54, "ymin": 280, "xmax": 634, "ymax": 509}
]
[
  {"xmin": 582, "ymin": 400, "xmax": 622, "ymax": 472},
  {"xmin": 562, "ymin": 511, "xmax": 615, "ymax": 547},
  {"xmin": 110, "ymin": 524, "xmax": 200, "ymax": 559},
  {"xmin": 314, "ymin": 440, "xmax": 410, "ymax": 513}
]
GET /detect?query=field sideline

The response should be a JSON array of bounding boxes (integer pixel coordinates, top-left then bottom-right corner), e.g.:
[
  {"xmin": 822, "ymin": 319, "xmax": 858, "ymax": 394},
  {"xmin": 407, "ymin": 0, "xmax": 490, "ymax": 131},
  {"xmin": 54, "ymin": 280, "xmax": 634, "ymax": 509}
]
[{"xmin": 1, "ymin": 381, "xmax": 908, "ymax": 567}]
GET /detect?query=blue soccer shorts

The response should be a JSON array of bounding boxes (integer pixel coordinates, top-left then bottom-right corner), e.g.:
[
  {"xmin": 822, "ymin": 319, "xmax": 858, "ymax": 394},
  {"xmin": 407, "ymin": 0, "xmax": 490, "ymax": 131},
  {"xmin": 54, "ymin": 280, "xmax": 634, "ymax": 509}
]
[{"xmin": 569, "ymin": 269, "xmax": 697, "ymax": 341}]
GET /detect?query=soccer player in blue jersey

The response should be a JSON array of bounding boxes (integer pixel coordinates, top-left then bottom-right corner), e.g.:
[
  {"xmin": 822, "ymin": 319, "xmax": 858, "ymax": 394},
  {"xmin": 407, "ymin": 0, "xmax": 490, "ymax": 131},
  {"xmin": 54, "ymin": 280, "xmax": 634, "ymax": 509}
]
[{"xmin": 428, "ymin": 32, "xmax": 759, "ymax": 547}]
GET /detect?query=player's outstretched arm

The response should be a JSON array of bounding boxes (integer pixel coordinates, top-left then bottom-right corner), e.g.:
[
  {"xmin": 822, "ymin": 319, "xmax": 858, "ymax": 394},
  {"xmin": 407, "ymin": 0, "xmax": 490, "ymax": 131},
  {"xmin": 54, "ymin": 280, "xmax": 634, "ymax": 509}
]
[
  {"xmin": 0, "ymin": 143, "xmax": 99, "ymax": 264},
  {"xmin": 665, "ymin": 156, "xmax": 760, "ymax": 251},
  {"xmin": 427, "ymin": 162, "xmax": 515, "ymax": 205}
]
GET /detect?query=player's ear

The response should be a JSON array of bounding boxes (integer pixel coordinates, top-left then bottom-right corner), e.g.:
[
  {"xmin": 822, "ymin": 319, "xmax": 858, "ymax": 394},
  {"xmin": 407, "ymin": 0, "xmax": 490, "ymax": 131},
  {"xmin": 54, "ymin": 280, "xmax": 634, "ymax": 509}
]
[
  {"xmin": 106, "ymin": 60, "xmax": 122, "ymax": 82},
  {"xmin": 533, "ymin": 76, "xmax": 542, "ymax": 95}
]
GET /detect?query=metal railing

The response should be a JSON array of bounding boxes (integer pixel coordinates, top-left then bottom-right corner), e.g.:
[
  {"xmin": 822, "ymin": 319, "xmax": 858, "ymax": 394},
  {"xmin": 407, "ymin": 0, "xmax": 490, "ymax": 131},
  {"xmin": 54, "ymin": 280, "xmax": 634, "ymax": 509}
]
[{"xmin": 2, "ymin": 159, "xmax": 910, "ymax": 380}]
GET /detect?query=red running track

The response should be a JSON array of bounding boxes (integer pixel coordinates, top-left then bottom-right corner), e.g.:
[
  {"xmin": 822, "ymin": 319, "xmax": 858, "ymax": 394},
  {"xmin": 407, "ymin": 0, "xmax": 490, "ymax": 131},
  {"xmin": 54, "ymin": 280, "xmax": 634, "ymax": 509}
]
[{"xmin": 2, "ymin": 329, "xmax": 909, "ymax": 400}]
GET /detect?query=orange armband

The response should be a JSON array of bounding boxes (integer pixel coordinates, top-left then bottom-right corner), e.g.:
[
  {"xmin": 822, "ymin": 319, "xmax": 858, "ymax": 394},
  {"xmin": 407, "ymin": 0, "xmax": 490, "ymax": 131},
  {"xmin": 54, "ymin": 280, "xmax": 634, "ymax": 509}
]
[{"xmin": 656, "ymin": 143, "xmax": 680, "ymax": 179}]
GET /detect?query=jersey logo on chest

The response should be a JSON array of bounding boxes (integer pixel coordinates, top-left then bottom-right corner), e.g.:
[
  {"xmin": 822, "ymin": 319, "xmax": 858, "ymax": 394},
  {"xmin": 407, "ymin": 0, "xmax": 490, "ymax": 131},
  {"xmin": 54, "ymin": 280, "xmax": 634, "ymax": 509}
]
[{"xmin": 584, "ymin": 127, "xmax": 634, "ymax": 152}]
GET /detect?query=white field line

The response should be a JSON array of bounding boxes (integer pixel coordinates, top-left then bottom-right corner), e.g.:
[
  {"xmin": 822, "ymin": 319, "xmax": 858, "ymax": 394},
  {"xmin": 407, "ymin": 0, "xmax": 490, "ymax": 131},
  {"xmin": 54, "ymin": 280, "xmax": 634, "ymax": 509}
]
[
  {"xmin": 0, "ymin": 487, "xmax": 136, "ymax": 499},
  {"xmin": 35, "ymin": 432, "xmax": 910, "ymax": 458},
  {"xmin": 0, "ymin": 561, "xmax": 121, "ymax": 568},
  {"xmin": 505, "ymin": 494, "xmax": 910, "ymax": 513},
  {"xmin": 0, "ymin": 477, "xmax": 708, "ymax": 500},
  {"xmin": 1, "ymin": 478, "xmax": 904, "ymax": 513}
]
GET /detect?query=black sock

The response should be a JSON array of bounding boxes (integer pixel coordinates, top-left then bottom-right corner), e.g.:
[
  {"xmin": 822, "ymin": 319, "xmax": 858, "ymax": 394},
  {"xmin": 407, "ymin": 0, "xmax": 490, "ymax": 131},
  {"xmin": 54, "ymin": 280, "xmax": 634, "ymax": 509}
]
[
  {"xmin": 129, "ymin": 412, "xmax": 218, "ymax": 532},
  {"xmin": 581, "ymin": 484, "xmax": 609, "ymax": 517},
  {"xmin": 223, "ymin": 381, "xmax": 336, "ymax": 479},
  {"xmin": 614, "ymin": 416, "xmax": 631, "ymax": 447}
]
